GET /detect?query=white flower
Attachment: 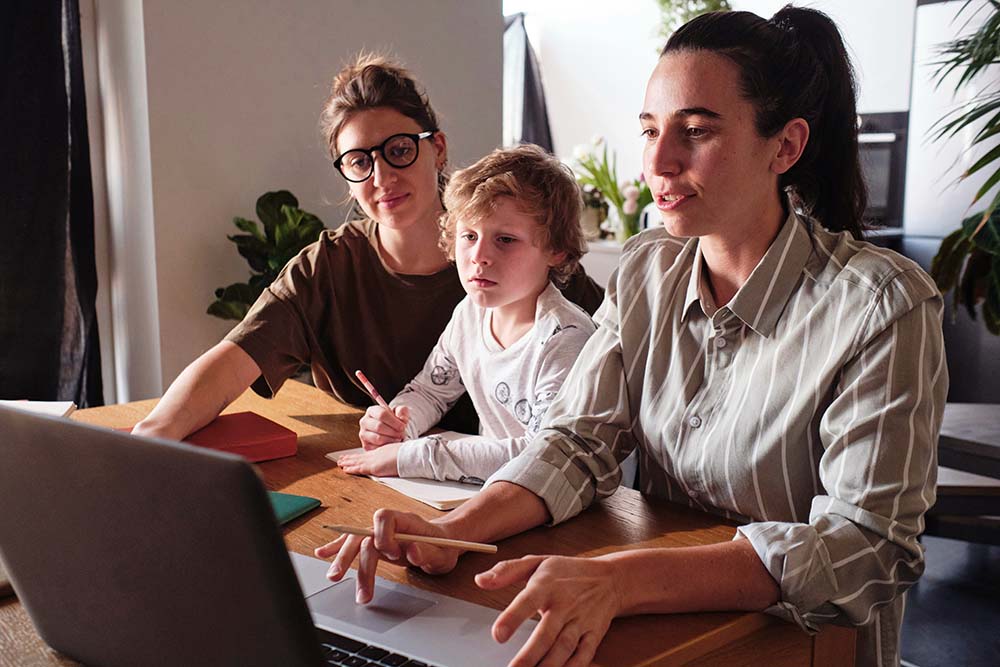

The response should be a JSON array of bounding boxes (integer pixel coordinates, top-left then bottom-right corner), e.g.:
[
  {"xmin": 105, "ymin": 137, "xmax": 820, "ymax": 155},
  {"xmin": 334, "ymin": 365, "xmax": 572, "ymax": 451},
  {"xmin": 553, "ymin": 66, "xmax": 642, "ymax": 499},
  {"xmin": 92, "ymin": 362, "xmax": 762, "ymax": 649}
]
[
  {"xmin": 622, "ymin": 184, "xmax": 640, "ymax": 200},
  {"xmin": 572, "ymin": 144, "xmax": 590, "ymax": 161},
  {"xmin": 623, "ymin": 200, "xmax": 638, "ymax": 215},
  {"xmin": 591, "ymin": 135, "xmax": 605, "ymax": 146}
]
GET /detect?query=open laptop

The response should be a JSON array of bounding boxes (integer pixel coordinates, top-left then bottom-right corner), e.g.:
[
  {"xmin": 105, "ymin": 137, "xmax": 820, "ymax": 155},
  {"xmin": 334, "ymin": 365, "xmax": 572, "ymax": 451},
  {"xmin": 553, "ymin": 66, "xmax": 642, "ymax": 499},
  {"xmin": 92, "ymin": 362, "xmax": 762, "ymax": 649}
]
[{"xmin": 0, "ymin": 405, "xmax": 535, "ymax": 667}]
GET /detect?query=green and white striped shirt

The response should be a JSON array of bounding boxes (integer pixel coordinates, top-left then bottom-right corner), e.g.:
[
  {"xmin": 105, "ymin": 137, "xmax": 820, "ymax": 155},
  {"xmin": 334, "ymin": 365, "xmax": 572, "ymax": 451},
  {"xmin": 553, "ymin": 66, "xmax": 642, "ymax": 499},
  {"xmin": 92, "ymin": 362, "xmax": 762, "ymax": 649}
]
[{"xmin": 490, "ymin": 210, "xmax": 948, "ymax": 667}]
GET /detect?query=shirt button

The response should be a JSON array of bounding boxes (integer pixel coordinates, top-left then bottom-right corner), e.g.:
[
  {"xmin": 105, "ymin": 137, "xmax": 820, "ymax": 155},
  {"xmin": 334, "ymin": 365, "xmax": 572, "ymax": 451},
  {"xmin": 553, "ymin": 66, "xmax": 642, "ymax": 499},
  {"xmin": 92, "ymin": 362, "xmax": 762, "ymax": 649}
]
[
  {"xmin": 714, "ymin": 336, "xmax": 727, "ymax": 349},
  {"xmin": 688, "ymin": 415, "xmax": 702, "ymax": 428}
]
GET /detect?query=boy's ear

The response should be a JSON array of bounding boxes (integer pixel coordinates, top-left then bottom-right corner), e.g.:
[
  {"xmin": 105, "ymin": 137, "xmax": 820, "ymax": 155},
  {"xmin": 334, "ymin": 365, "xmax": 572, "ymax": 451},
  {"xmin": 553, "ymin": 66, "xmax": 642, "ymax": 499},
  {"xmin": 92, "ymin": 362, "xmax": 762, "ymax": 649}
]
[{"xmin": 548, "ymin": 250, "xmax": 567, "ymax": 267}]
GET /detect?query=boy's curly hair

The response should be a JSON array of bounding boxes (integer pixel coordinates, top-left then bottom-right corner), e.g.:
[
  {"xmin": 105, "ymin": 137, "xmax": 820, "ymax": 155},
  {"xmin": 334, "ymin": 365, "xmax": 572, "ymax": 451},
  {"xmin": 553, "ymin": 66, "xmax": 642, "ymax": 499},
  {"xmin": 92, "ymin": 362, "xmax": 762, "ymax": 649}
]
[{"xmin": 440, "ymin": 144, "xmax": 586, "ymax": 286}]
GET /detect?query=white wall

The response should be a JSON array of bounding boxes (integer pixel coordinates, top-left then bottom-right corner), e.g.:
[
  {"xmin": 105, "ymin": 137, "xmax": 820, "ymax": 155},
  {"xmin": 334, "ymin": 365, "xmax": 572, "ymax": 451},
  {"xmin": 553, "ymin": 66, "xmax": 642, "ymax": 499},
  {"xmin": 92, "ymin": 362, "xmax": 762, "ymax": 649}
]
[
  {"xmin": 516, "ymin": 0, "xmax": 916, "ymax": 180},
  {"xmin": 511, "ymin": 0, "xmax": 663, "ymax": 185},
  {"xmin": 731, "ymin": 1, "xmax": 917, "ymax": 113},
  {"xmin": 93, "ymin": 0, "xmax": 502, "ymax": 398},
  {"xmin": 903, "ymin": 0, "xmax": 1000, "ymax": 237}
]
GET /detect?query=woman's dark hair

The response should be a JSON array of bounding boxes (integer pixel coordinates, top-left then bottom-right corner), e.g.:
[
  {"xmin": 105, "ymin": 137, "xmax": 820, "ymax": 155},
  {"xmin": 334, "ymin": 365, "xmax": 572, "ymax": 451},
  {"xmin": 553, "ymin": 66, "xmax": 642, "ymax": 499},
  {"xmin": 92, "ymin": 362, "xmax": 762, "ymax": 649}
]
[
  {"xmin": 320, "ymin": 52, "xmax": 440, "ymax": 158},
  {"xmin": 663, "ymin": 5, "xmax": 867, "ymax": 239}
]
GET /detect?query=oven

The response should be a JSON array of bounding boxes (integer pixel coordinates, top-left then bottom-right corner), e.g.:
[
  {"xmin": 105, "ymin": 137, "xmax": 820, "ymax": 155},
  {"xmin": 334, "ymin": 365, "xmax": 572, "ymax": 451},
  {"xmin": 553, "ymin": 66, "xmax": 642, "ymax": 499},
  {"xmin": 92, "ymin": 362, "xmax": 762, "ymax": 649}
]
[{"xmin": 858, "ymin": 111, "xmax": 908, "ymax": 231}]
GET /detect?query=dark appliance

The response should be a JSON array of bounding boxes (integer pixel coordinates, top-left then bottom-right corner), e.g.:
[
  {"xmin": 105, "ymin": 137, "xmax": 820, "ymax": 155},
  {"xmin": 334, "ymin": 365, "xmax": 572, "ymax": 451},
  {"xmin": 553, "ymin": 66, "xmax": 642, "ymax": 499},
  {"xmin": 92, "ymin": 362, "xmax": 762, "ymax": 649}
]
[{"xmin": 858, "ymin": 111, "xmax": 908, "ymax": 232}]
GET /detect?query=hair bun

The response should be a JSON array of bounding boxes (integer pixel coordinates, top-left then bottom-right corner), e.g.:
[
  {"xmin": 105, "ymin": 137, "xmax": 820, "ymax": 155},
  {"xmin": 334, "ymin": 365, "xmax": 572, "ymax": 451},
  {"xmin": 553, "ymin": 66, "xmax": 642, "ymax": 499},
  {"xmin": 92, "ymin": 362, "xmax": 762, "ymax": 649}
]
[{"xmin": 320, "ymin": 51, "xmax": 441, "ymax": 159}]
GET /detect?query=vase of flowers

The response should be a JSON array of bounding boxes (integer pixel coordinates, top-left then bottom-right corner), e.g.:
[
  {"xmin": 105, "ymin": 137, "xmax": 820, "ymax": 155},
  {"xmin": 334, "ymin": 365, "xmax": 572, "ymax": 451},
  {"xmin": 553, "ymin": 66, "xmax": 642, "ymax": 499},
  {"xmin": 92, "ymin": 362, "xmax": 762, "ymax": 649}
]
[
  {"xmin": 579, "ymin": 183, "xmax": 608, "ymax": 240},
  {"xmin": 572, "ymin": 137, "xmax": 652, "ymax": 243}
]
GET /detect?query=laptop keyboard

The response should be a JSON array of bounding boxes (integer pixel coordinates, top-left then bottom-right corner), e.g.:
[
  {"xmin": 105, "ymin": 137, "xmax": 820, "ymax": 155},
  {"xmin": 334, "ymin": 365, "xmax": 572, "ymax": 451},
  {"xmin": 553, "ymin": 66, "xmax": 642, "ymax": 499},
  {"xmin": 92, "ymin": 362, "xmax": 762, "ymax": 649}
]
[{"xmin": 318, "ymin": 627, "xmax": 437, "ymax": 667}]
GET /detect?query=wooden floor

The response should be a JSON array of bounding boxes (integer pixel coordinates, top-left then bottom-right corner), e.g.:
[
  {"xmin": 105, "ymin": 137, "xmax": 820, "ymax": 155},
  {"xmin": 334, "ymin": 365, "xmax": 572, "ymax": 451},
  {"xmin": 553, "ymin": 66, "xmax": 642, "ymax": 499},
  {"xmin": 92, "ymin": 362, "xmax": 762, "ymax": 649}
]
[{"xmin": 901, "ymin": 535, "xmax": 1000, "ymax": 666}]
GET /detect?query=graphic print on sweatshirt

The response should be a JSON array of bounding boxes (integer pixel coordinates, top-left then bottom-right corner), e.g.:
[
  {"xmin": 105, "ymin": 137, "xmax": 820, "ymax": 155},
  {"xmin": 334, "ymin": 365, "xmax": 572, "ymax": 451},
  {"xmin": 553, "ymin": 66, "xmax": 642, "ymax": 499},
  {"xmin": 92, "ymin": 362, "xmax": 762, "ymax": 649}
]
[
  {"xmin": 541, "ymin": 323, "xmax": 578, "ymax": 345},
  {"xmin": 430, "ymin": 362, "xmax": 459, "ymax": 386}
]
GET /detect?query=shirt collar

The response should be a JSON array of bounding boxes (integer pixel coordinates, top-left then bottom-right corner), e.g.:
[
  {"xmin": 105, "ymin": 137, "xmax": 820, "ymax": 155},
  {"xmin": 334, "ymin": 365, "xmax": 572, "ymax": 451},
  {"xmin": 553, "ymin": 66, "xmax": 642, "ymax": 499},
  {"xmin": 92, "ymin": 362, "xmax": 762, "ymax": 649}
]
[
  {"xmin": 682, "ymin": 243, "xmax": 711, "ymax": 321},
  {"xmin": 682, "ymin": 209, "xmax": 814, "ymax": 336}
]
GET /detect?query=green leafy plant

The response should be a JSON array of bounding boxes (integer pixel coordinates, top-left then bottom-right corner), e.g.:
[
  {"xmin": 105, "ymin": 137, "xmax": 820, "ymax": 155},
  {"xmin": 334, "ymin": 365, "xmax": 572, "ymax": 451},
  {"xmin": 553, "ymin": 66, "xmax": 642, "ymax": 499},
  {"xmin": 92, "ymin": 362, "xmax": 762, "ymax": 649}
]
[
  {"xmin": 208, "ymin": 190, "xmax": 326, "ymax": 321},
  {"xmin": 655, "ymin": 0, "xmax": 731, "ymax": 40},
  {"xmin": 573, "ymin": 138, "xmax": 652, "ymax": 242},
  {"xmin": 931, "ymin": 210, "xmax": 1000, "ymax": 334},
  {"xmin": 928, "ymin": 0, "xmax": 1000, "ymax": 334}
]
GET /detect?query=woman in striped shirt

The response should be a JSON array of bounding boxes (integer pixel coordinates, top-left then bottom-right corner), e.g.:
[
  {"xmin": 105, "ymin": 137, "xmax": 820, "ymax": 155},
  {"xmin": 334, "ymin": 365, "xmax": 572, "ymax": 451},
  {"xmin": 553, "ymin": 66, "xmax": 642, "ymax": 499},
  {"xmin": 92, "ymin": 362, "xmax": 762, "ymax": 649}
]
[{"xmin": 319, "ymin": 7, "xmax": 947, "ymax": 667}]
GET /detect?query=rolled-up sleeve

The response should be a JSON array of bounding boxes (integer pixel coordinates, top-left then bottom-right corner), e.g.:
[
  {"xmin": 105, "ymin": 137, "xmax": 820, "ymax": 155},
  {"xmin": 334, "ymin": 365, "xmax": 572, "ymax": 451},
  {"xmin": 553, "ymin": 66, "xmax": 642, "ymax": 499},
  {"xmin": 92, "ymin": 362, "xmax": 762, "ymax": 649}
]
[
  {"xmin": 488, "ymin": 278, "xmax": 638, "ymax": 524},
  {"xmin": 738, "ymin": 270, "xmax": 948, "ymax": 631}
]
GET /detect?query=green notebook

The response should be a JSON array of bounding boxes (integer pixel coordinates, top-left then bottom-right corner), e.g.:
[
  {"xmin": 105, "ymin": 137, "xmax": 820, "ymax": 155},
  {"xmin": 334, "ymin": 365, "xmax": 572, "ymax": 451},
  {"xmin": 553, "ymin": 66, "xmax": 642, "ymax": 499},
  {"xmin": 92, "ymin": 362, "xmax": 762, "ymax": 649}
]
[{"xmin": 268, "ymin": 491, "xmax": 321, "ymax": 525}]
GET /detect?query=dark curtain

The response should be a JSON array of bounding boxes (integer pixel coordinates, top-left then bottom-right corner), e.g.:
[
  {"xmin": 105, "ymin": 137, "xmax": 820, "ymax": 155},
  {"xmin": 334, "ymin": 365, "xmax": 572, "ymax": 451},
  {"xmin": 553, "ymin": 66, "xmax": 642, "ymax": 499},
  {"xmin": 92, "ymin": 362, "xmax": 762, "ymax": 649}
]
[
  {"xmin": 504, "ymin": 13, "xmax": 553, "ymax": 151},
  {"xmin": 0, "ymin": 0, "xmax": 103, "ymax": 407}
]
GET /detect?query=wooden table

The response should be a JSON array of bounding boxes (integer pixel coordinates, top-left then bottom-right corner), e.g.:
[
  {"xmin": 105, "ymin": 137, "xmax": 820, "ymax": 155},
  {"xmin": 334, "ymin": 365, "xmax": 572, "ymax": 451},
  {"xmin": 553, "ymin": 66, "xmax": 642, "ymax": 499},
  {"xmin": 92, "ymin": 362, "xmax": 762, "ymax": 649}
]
[
  {"xmin": 0, "ymin": 381, "xmax": 855, "ymax": 666},
  {"xmin": 938, "ymin": 403, "xmax": 1000, "ymax": 480}
]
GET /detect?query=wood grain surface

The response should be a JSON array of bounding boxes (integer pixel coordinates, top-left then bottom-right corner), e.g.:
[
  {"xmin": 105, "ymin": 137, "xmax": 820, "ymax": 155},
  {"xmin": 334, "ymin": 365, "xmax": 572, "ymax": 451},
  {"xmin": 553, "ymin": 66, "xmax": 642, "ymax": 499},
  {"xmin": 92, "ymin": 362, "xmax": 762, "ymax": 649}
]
[{"xmin": 0, "ymin": 381, "xmax": 854, "ymax": 666}]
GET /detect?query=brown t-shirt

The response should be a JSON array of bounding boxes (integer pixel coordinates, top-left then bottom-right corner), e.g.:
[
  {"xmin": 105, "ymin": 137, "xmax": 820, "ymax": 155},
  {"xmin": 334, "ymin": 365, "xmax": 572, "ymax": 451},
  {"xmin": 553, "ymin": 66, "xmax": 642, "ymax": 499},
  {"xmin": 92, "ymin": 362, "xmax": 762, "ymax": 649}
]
[{"xmin": 226, "ymin": 219, "xmax": 603, "ymax": 432}]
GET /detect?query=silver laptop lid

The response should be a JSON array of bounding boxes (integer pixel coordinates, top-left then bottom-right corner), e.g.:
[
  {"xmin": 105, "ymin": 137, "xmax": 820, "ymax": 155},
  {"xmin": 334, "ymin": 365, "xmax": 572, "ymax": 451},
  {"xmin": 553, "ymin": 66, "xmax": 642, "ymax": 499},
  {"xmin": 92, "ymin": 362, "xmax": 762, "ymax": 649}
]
[{"xmin": 0, "ymin": 406, "xmax": 324, "ymax": 667}]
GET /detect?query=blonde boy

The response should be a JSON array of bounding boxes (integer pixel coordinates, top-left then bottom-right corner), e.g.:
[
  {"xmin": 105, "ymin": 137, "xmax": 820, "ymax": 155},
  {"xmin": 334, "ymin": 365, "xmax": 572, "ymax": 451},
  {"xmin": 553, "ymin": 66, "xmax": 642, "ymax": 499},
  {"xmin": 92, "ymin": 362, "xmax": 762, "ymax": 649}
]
[{"xmin": 337, "ymin": 144, "xmax": 597, "ymax": 482}]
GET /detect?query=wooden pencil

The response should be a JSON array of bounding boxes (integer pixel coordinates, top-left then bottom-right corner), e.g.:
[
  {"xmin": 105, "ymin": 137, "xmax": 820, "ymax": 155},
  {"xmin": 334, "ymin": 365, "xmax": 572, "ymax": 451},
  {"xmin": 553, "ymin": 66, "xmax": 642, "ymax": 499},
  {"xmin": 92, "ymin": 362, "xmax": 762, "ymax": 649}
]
[
  {"xmin": 323, "ymin": 523, "xmax": 498, "ymax": 554},
  {"xmin": 354, "ymin": 370, "xmax": 390, "ymax": 410}
]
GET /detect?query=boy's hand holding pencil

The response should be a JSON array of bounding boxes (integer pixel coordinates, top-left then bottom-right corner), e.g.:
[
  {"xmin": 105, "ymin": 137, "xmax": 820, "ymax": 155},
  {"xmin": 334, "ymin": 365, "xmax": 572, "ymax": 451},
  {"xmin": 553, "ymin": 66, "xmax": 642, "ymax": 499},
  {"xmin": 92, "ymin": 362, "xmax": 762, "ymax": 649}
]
[{"xmin": 356, "ymin": 370, "xmax": 410, "ymax": 450}]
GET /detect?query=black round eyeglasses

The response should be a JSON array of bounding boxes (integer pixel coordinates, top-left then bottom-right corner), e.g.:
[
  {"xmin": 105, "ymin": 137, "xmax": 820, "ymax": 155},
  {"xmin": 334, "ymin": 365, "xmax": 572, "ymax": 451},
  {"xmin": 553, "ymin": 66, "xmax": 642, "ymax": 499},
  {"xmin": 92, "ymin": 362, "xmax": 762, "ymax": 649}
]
[{"xmin": 333, "ymin": 130, "xmax": 437, "ymax": 183}]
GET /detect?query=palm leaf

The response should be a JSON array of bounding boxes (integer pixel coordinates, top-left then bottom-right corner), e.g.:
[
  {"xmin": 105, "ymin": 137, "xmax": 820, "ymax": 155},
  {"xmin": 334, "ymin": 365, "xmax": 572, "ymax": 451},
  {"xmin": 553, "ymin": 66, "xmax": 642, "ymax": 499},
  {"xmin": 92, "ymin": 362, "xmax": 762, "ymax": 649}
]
[
  {"xmin": 970, "ymin": 166, "xmax": 1000, "ymax": 212},
  {"xmin": 929, "ymin": 1, "xmax": 1000, "ymax": 335},
  {"xmin": 964, "ymin": 143, "xmax": 1000, "ymax": 179},
  {"xmin": 929, "ymin": 95, "xmax": 1000, "ymax": 142},
  {"xmin": 971, "ymin": 120, "xmax": 1000, "ymax": 147}
]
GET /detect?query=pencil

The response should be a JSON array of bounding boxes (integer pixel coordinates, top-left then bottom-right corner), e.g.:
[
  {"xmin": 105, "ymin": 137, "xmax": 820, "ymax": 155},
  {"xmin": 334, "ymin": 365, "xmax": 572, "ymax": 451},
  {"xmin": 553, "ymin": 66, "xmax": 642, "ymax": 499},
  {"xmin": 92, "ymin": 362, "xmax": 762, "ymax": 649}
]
[
  {"xmin": 323, "ymin": 524, "xmax": 498, "ymax": 554},
  {"xmin": 354, "ymin": 370, "xmax": 390, "ymax": 410}
]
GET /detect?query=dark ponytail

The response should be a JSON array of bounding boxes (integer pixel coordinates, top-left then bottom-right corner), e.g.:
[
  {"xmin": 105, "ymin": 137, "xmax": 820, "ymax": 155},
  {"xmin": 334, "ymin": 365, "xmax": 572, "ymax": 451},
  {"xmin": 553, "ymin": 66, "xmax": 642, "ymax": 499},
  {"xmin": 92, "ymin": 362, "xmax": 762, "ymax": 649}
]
[{"xmin": 663, "ymin": 5, "xmax": 867, "ymax": 239}]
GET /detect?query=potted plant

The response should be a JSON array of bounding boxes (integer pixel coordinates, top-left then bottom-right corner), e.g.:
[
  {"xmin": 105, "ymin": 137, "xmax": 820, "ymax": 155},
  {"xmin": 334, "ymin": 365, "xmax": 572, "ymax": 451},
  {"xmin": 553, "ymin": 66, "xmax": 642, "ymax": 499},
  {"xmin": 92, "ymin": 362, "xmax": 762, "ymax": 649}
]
[
  {"xmin": 927, "ymin": 0, "xmax": 1000, "ymax": 335},
  {"xmin": 208, "ymin": 190, "xmax": 327, "ymax": 321},
  {"xmin": 572, "ymin": 138, "xmax": 652, "ymax": 242}
]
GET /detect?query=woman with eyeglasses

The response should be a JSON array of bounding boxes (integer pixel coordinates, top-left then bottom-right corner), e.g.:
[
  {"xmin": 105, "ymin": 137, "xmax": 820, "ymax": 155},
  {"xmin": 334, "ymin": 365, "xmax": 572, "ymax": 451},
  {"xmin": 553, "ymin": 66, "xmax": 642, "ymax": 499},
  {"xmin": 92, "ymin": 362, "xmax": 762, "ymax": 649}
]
[
  {"xmin": 132, "ymin": 53, "xmax": 602, "ymax": 442},
  {"xmin": 318, "ymin": 9, "xmax": 947, "ymax": 667}
]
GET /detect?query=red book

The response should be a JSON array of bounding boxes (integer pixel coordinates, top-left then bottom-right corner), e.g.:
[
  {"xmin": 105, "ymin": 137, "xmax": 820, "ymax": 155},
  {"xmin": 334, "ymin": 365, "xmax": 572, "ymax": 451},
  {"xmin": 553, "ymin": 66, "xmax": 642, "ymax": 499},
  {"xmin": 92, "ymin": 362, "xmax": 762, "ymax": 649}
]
[{"xmin": 183, "ymin": 412, "xmax": 297, "ymax": 462}]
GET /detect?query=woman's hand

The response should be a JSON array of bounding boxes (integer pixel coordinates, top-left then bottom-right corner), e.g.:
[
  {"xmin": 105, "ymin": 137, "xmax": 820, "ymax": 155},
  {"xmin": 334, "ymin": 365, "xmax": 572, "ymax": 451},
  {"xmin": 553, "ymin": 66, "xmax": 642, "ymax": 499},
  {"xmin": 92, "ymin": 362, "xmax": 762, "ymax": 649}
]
[
  {"xmin": 358, "ymin": 405, "xmax": 410, "ymax": 449},
  {"xmin": 475, "ymin": 555, "xmax": 622, "ymax": 667},
  {"xmin": 337, "ymin": 442, "xmax": 402, "ymax": 477},
  {"xmin": 314, "ymin": 509, "xmax": 464, "ymax": 603}
]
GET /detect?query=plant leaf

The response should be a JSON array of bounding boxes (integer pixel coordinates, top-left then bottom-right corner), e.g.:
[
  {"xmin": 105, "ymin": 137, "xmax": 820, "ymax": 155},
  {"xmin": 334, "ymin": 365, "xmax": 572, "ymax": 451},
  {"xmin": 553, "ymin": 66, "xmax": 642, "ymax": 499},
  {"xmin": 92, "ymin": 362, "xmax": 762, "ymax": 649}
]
[
  {"xmin": 959, "ymin": 247, "xmax": 993, "ymax": 318},
  {"xmin": 206, "ymin": 300, "xmax": 248, "ymax": 321},
  {"xmin": 930, "ymin": 96, "xmax": 1000, "ymax": 141},
  {"xmin": 964, "ymin": 207, "xmax": 1000, "ymax": 253},
  {"xmin": 985, "ymin": 253, "xmax": 1000, "ymax": 335},
  {"xmin": 256, "ymin": 190, "xmax": 298, "ymax": 242},
  {"xmin": 281, "ymin": 204, "xmax": 305, "ymax": 229},
  {"xmin": 215, "ymin": 191, "xmax": 327, "ymax": 319},
  {"xmin": 206, "ymin": 282, "xmax": 261, "ymax": 321},
  {"xmin": 233, "ymin": 216, "xmax": 264, "ymax": 241},
  {"xmin": 970, "ymin": 164, "xmax": 1000, "ymax": 209},
  {"xmin": 930, "ymin": 227, "xmax": 973, "ymax": 292},
  {"xmin": 229, "ymin": 234, "xmax": 272, "ymax": 273},
  {"xmin": 963, "ymin": 143, "xmax": 1000, "ymax": 180}
]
